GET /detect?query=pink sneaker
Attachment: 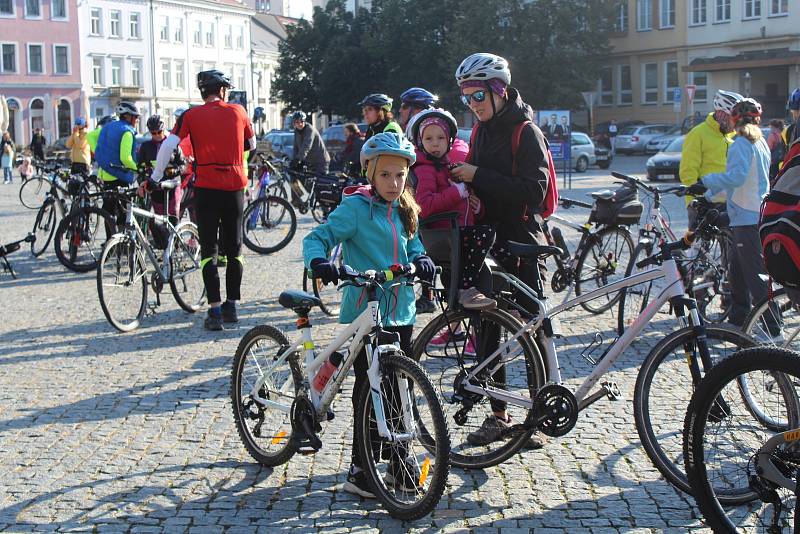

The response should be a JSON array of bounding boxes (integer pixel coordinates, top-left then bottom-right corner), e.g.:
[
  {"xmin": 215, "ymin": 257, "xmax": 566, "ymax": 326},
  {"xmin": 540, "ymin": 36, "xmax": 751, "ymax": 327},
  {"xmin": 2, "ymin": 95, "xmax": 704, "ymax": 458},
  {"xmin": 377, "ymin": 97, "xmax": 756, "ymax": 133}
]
[
  {"xmin": 427, "ymin": 329, "xmax": 466, "ymax": 350},
  {"xmin": 464, "ymin": 335, "xmax": 476, "ymax": 357}
]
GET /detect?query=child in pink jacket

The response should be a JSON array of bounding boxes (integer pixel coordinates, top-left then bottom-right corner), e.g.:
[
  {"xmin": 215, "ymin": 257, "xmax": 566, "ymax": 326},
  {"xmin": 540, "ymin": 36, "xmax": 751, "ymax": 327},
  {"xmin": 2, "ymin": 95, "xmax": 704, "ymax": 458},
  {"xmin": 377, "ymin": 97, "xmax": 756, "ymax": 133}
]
[{"xmin": 410, "ymin": 109, "xmax": 496, "ymax": 313}]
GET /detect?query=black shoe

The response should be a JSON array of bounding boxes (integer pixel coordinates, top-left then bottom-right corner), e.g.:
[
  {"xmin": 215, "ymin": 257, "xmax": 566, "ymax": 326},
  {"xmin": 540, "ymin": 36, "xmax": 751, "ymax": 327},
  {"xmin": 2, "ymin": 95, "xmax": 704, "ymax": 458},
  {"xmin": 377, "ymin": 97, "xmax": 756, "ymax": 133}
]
[
  {"xmin": 221, "ymin": 301, "xmax": 238, "ymax": 323},
  {"xmin": 342, "ymin": 466, "xmax": 375, "ymax": 499},
  {"xmin": 386, "ymin": 457, "xmax": 423, "ymax": 494},
  {"xmin": 415, "ymin": 295, "xmax": 436, "ymax": 314},
  {"xmin": 204, "ymin": 308, "xmax": 223, "ymax": 331}
]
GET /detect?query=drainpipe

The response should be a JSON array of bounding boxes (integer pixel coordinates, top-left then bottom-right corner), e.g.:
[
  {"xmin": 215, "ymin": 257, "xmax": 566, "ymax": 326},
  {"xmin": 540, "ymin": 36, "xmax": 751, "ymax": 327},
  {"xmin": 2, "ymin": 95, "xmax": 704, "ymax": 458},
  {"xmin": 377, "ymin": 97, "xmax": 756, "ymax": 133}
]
[{"xmin": 149, "ymin": 0, "xmax": 158, "ymax": 117}]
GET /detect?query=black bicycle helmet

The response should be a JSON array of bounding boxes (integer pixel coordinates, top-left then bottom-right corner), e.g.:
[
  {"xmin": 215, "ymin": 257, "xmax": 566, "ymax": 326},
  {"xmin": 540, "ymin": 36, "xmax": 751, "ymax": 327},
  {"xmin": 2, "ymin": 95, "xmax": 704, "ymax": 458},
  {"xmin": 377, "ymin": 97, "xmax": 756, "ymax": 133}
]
[
  {"xmin": 146, "ymin": 115, "xmax": 165, "ymax": 132},
  {"xmin": 731, "ymin": 98, "xmax": 762, "ymax": 123},
  {"xmin": 358, "ymin": 93, "xmax": 393, "ymax": 112},
  {"xmin": 197, "ymin": 69, "xmax": 232, "ymax": 91},
  {"xmin": 291, "ymin": 111, "xmax": 307, "ymax": 122},
  {"xmin": 97, "ymin": 115, "xmax": 116, "ymax": 127}
]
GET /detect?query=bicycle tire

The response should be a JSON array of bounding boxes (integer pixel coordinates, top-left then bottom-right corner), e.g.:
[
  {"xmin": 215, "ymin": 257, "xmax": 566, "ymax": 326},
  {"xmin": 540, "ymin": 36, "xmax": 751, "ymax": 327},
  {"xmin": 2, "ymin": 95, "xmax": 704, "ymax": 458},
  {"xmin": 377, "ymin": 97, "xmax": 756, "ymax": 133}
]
[
  {"xmin": 242, "ymin": 196, "xmax": 297, "ymax": 254},
  {"xmin": 411, "ymin": 308, "xmax": 546, "ymax": 469},
  {"xmin": 97, "ymin": 235, "xmax": 148, "ymax": 332},
  {"xmin": 634, "ymin": 324, "xmax": 756, "ymax": 502},
  {"xmin": 743, "ymin": 287, "xmax": 797, "ymax": 349},
  {"xmin": 575, "ymin": 226, "xmax": 634, "ymax": 314},
  {"xmin": 616, "ymin": 241, "xmax": 654, "ymax": 335},
  {"xmin": 169, "ymin": 222, "xmax": 206, "ymax": 313},
  {"xmin": 54, "ymin": 206, "xmax": 115, "ymax": 273},
  {"xmin": 19, "ymin": 177, "xmax": 49, "ymax": 209},
  {"xmin": 688, "ymin": 232, "xmax": 732, "ymax": 325},
  {"xmin": 231, "ymin": 325, "xmax": 302, "ymax": 467},
  {"xmin": 352, "ymin": 352, "xmax": 450, "ymax": 520},
  {"xmin": 684, "ymin": 347, "xmax": 800, "ymax": 532},
  {"xmin": 31, "ymin": 199, "xmax": 57, "ymax": 257}
]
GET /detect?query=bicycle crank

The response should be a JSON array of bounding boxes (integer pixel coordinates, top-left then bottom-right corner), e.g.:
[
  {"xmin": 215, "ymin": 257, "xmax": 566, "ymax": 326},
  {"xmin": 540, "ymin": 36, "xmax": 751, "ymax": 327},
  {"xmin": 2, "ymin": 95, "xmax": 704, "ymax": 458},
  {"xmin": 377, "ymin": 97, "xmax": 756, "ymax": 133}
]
[
  {"xmin": 534, "ymin": 384, "xmax": 578, "ymax": 437},
  {"xmin": 289, "ymin": 394, "xmax": 322, "ymax": 454}
]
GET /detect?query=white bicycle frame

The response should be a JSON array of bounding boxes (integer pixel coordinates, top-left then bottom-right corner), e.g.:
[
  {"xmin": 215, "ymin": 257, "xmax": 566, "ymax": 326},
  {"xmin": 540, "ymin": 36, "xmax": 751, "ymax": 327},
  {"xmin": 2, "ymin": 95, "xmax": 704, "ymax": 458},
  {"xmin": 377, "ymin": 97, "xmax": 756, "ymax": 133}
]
[
  {"xmin": 460, "ymin": 255, "xmax": 698, "ymax": 409},
  {"xmin": 249, "ymin": 293, "xmax": 416, "ymax": 442}
]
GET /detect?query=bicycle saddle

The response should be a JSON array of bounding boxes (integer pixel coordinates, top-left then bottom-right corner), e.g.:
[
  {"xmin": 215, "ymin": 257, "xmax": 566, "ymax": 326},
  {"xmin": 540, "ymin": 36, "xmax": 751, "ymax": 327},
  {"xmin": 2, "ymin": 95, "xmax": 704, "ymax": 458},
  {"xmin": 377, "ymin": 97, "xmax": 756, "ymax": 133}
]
[
  {"xmin": 590, "ymin": 190, "xmax": 615, "ymax": 200},
  {"xmin": 506, "ymin": 241, "xmax": 564, "ymax": 259},
  {"xmin": 279, "ymin": 290, "xmax": 322, "ymax": 310}
]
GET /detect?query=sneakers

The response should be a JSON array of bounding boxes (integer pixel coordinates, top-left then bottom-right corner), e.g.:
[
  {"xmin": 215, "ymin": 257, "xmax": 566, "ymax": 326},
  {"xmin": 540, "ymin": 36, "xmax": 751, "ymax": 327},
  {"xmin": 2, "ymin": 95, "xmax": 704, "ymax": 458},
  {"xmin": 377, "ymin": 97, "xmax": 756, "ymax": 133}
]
[
  {"xmin": 459, "ymin": 287, "xmax": 496, "ymax": 311},
  {"xmin": 464, "ymin": 335, "xmax": 476, "ymax": 357},
  {"xmin": 427, "ymin": 329, "xmax": 466, "ymax": 349},
  {"xmin": 466, "ymin": 415, "xmax": 548, "ymax": 449},
  {"xmin": 204, "ymin": 307, "xmax": 223, "ymax": 331},
  {"xmin": 221, "ymin": 300, "xmax": 239, "ymax": 323},
  {"xmin": 342, "ymin": 466, "xmax": 375, "ymax": 499},
  {"xmin": 385, "ymin": 457, "xmax": 423, "ymax": 494},
  {"xmin": 415, "ymin": 295, "xmax": 436, "ymax": 314}
]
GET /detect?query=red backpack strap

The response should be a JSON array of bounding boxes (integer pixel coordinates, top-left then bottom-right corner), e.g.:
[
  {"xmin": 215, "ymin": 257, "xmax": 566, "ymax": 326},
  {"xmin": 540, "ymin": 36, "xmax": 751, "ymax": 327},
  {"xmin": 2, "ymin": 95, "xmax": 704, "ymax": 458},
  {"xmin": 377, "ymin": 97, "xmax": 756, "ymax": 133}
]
[{"xmin": 466, "ymin": 123, "xmax": 480, "ymax": 164}]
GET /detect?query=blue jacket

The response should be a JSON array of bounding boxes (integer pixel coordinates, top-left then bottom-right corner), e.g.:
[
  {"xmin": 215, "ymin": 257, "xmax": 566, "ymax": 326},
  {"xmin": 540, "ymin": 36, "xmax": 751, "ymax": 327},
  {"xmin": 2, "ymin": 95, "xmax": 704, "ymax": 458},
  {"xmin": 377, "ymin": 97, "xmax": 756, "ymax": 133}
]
[
  {"xmin": 95, "ymin": 119, "xmax": 137, "ymax": 184},
  {"xmin": 703, "ymin": 135, "xmax": 771, "ymax": 226},
  {"xmin": 303, "ymin": 185, "xmax": 426, "ymax": 326}
]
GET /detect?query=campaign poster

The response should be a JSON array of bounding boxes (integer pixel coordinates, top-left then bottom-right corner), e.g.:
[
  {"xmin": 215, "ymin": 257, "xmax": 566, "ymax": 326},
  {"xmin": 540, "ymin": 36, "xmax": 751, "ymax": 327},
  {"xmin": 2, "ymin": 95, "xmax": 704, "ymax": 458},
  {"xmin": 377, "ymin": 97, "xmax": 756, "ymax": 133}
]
[{"xmin": 538, "ymin": 110, "xmax": 571, "ymax": 143}]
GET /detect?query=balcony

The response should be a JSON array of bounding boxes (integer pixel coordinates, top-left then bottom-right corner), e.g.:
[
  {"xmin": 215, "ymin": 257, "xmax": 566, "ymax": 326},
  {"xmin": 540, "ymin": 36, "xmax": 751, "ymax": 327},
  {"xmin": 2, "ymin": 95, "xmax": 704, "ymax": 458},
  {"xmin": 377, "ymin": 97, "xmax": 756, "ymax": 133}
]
[{"xmin": 107, "ymin": 86, "xmax": 144, "ymax": 99}]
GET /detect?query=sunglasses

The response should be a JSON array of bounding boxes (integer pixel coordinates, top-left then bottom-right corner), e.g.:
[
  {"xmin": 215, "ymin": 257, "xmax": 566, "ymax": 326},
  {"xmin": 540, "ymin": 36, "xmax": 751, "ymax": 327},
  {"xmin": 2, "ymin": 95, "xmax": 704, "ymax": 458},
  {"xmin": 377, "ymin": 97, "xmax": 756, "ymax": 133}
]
[{"xmin": 460, "ymin": 90, "xmax": 487, "ymax": 106}]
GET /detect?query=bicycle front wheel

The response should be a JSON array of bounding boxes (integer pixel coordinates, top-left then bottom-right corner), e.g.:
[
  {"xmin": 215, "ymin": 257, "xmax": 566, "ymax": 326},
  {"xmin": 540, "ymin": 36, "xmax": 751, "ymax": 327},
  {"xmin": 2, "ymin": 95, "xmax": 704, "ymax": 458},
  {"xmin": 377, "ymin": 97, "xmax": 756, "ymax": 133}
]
[
  {"xmin": 169, "ymin": 222, "xmax": 206, "ymax": 313},
  {"xmin": 301, "ymin": 266, "xmax": 342, "ymax": 317},
  {"xmin": 575, "ymin": 226, "xmax": 634, "ymax": 314},
  {"xmin": 31, "ymin": 199, "xmax": 57, "ymax": 257},
  {"xmin": 743, "ymin": 287, "xmax": 800, "ymax": 350},
  {"xmin": 19, "ymin": 176, "xmax": 49, "ymax": 209},
  {"xmin": 411, "ymin": 308, "xmax": 546, "ymax": 469},
  {"xmin": 97, "ymin": 235, "xmax": 148, "ymax": 332},
  {"xmin": 616, "ymin": 241, "xmax": 654, "ymax": 335},
  {"xmin": 634, "ymin": 324, "xmax": 756, "ymax": 501},
  {"xmin": 684, "ymin": 347, "xmax": 800, "ymax": 531},
  {"xmin": 353, "ymin": 352, "xmax": 450, "ymax": 521},
  {"xmin": 54, "ymin": 207, "xmax": 115, "ymax": 273},
  {"xmin": 242, "ymin": 196, "xmax": 297, "ymax": 254}
]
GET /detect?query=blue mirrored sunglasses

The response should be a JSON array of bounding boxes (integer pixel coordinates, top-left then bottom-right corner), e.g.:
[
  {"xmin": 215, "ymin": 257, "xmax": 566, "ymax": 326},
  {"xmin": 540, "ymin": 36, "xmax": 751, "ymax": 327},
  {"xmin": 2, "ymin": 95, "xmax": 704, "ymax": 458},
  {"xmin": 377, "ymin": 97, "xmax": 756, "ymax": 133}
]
[{"xmin": 460, "ymin": 90, "xmax": 487, "ymax": 106}]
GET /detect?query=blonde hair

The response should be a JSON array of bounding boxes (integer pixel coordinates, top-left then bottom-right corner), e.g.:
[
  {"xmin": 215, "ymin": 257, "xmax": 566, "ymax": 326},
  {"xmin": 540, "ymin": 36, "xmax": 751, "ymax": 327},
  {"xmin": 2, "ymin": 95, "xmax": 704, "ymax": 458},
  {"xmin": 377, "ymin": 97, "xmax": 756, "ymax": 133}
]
[
  {"xmin": 736, "ymin": 116, "xmax": 763, "ymax": 143},
  {"xmin": 366, "ymin": 156, "xmax": 421, "ymax": 237}
]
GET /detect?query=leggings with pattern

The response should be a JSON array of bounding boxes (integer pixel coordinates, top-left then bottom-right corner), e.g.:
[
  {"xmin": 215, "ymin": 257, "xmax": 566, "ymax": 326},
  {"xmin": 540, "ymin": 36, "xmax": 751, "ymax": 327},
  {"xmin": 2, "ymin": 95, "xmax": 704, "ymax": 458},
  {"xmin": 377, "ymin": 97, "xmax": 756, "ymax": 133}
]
[{"xmin": 460, "ymin": 225, "xmax": 496, "ymax": 289}]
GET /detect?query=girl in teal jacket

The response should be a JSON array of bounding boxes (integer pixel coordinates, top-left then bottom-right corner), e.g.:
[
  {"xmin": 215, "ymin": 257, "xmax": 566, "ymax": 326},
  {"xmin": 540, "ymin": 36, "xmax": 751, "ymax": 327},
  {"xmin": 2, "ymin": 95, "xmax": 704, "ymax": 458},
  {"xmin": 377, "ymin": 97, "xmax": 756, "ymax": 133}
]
[{"xmin": 302, "ymin": 132, "xmax": 434, "ymax": 498}]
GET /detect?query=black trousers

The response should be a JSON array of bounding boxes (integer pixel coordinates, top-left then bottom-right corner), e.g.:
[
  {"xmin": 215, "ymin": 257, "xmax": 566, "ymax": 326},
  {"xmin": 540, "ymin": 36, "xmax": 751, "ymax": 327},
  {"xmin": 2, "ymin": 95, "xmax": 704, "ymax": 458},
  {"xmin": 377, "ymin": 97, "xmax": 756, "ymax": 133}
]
[{"xmin": 194, "ymin": 187, "xmax": 244, "ymax": 304}]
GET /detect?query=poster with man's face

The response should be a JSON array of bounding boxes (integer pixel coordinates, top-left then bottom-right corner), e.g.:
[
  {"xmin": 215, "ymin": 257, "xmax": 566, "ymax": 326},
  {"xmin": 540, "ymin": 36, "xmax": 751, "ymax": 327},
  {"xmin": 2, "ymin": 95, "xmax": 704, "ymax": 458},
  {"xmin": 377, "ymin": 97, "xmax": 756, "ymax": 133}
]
[{"xmin": 538, "ymin": 110, "xmax": 571, "ymax": 142}]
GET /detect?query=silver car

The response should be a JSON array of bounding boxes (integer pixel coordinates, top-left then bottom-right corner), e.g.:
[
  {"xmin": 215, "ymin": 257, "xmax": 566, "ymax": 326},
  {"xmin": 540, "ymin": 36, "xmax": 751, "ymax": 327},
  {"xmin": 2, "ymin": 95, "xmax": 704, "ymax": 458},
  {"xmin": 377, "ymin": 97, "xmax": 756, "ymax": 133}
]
[
  {"xmin": 615, "ymin": 124, "xmax": 674, "ymax": 154},
  {"xmin": 570, "ymin": 132, "xmax": 597, "ymax": 172},
  {"xmin": 644, "ymin": 125, "xmax": 682, "ymax": 154}
]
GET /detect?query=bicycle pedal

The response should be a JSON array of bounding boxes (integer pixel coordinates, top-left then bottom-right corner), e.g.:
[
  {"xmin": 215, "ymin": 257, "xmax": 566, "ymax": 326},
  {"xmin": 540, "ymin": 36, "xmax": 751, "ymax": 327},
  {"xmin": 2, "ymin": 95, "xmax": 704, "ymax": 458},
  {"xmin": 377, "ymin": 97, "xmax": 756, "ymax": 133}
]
[{"xmin": 602, "ymin": 382, "xmax": 621, "ymax": 400}]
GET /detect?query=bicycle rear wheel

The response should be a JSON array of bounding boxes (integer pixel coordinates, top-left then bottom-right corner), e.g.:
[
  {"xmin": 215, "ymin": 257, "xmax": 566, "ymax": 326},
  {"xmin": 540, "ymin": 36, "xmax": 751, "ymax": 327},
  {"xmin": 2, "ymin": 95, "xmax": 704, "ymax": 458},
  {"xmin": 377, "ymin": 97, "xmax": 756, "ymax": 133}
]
[
  {"xmin": 19, "ymin": 177, "xmax": 49, "ymax": 209},
  {"xmin": 97, "ymin": 235, "xmax": 148, "ymax": 332},
  {"xmin": 353, "ymin": 353, "xmax": 450, "ymax": 521},
  {"xmin": 411, "ymin": 308, "xmax": 546, "ymax": 469},
  {"xmin": 242, "ymin": 196, "xmax": 297, "ymax": 254},
  {"xmin": 54, "ymin": 207, "xmax": 115, "ymax": 273},
  {"xmin": 169, "ymin": 222, "xmax": 206, "ymax": 312},
  {"xmin": 31, "ymin": 199, "xmax": 57, "ymax": 257},
  {"xmin": 743, "ymin": 288, "xmax": 800, "ymax": 349},
  {"xmin": 684, "ymin": 347, "xmax": 800, "ymax": 532},
  {"xmin": 617, "ymin": 241, "xmax": 654, "ymax": 335},
  {"xmin": 575, "ymin": 226, "xmax": 633, "ymax": 314}
]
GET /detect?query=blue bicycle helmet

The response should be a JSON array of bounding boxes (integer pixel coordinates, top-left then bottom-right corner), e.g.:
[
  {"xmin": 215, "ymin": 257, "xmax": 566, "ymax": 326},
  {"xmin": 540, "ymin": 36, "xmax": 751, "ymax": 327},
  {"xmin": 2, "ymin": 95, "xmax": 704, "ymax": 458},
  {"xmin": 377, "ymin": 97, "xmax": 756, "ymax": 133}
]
[
  {"xmin": 789, "ymin": 88, "xmax": 800, "ymax": 111},
  {"xmin": 359, "ymin": 93, "xmax": 393, "ymax": 112},
  {"xmin": 400, "ymin": 87, "xmax": 437, "ymax": 108},
  {"xmin": 360, "ymin": 132, "xmax": 416, "ymax": 169}
]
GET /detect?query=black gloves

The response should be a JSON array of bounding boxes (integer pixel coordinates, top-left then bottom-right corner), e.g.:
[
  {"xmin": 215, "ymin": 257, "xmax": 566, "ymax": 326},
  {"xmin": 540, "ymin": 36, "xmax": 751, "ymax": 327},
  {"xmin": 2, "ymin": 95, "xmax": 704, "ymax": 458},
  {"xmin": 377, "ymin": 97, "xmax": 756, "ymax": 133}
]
[
  {"xmin": 310, "ymin": 258, "xmax": 339, "ymax": 286},
  {"xmin": 686, "ymin": 180, "xmax": 707, "ymax": 196},
  {"xmin": 413, "ymin": 255, "xmax": 436, "ymax": 283}
]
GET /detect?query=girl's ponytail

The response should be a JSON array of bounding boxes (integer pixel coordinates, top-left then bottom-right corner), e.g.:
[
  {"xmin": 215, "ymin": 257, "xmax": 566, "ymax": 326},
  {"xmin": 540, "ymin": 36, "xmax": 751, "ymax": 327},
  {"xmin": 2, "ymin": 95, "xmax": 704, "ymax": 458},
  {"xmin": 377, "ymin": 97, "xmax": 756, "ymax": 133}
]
[{"xmin": 397, "ymin": 188, "xmax": 421, "ymax": 238}]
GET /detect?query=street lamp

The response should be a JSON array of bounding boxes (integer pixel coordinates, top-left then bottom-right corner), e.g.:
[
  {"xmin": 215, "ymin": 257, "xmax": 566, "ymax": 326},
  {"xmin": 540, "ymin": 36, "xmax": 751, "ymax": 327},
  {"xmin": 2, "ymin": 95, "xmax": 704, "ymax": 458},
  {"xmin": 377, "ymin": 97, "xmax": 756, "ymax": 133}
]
[{"xmin": 744, "ymin": 71, "xmax": 752, "ymax": 98}]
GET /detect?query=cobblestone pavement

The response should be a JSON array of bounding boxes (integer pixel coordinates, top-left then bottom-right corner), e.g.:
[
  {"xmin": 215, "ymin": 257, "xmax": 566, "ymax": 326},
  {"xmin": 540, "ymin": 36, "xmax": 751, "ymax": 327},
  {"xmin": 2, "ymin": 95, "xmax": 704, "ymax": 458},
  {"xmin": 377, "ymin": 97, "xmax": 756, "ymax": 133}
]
[{"xmin": 0, "ymin": 158, "xmax": 715, "ymax": 532}]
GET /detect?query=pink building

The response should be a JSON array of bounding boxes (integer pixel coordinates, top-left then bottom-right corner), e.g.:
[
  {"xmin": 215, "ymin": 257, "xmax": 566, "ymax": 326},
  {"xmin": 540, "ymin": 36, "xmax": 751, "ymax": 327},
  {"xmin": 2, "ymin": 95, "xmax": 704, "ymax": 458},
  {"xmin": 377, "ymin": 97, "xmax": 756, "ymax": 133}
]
[{"xmin": 0, "ymin": 0, "xmax": 83, "ymax": 145}]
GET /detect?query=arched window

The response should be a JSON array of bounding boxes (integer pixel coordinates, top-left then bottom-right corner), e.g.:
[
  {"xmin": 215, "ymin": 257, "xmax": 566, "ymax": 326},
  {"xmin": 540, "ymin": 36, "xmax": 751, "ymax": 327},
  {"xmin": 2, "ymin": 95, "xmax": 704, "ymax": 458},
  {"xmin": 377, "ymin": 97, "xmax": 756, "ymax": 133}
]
[
  {"xmin": 57, "ymin": 99, "xmax": 72, "ymax": 139},
  {"xmin": 6, "ymin": 98, "xmax": 21, "ymax": 145},
  {"xmin": 30, "ymin": 98, "xmax": 44, "ymax": 135}
]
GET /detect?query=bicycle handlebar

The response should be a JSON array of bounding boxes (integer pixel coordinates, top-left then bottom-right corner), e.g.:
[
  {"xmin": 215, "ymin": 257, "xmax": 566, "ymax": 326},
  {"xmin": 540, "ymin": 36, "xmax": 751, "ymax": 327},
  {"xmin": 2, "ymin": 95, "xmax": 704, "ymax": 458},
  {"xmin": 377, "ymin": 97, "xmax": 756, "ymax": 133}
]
[
  {"xmin": 635, "ymin": 209, "xmax": 720, "ymax": 269},
  {"xmin": 612, "ymin": 171, "xmax": 688, "ymax": 197},
  {"xmin": 559, "ymin": 197, "xmax": 593, "ymax": 210}
]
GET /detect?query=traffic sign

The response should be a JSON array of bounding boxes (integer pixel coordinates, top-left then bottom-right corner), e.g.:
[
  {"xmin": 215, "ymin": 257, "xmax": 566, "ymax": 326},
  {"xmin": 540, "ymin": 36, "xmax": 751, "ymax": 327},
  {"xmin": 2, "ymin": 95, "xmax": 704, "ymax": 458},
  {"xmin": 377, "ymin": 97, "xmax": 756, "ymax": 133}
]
[
  {"xmin": 673, "ymin": 88, "xmax": 682, "ymax": 112},
  {"xmin": 685, "ymin": 84, "xmax": 697, "ymax": 104}
]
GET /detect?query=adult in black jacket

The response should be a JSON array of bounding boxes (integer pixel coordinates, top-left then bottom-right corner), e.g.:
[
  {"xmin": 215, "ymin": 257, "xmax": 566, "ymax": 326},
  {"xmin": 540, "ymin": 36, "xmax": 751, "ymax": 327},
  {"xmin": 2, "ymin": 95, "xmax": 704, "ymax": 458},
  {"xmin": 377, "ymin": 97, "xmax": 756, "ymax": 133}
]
[
  {"xmin": 30, "ymin": 128, "xmax": 46, "ymax": 162},
  {"xmin": 291, "ymin": 111, "xmax": 330, "ymax": 174}
]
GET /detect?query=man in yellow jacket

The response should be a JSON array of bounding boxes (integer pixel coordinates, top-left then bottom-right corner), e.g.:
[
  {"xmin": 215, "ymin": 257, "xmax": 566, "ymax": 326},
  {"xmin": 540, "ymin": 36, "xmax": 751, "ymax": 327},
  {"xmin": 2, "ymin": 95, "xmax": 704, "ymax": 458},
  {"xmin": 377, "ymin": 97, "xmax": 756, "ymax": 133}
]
[
  {"xmin": 66, "ymin": 117, "xmax": 91, "ymax": 175},
  {"xmin": 680, "ymin": 89, "xmax": 742, "ymax": 226}
]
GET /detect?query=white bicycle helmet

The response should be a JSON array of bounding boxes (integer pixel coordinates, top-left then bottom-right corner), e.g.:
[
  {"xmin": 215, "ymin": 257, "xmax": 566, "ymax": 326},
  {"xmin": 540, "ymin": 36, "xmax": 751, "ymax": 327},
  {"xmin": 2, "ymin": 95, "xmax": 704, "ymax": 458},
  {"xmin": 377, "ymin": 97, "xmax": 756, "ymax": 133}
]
[
  {"xmin": 406, "ymin": 108, "xmax": 458, "ymax": 146},
  {"xmin": 360, "ymin": 132, "xmax": 416, "ymax": 169},
  {"xmin": 455, "ymin": 53, "xmax": 511, "ymax": 86},
  {"xmin": 713, "ymin": 90, "xmax": 744, "ymax": 114},
  {"xmin": 116, "ymin": 101, "xmax": 140, "ymax": 117}
]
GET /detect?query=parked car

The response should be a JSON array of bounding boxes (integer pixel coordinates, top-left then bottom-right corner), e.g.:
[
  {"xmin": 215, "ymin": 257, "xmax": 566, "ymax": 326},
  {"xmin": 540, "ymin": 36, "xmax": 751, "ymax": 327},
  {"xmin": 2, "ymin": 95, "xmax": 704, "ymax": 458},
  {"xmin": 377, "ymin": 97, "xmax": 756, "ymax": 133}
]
[
  {"xmin": 592, "ymin": 120, "xmax": 645, "ymax": 148},
  {"xmin": 594, "ymin": 144, "xmax": 612, "ymax": 169},
  {"xmin": 569, "ymin": 132, "xmax": 597, "ymax": 172},
  {"xmin": 644, "ymin": 125, "xmax": 683, "ymax": 155},
  {"xmin": 265, "ymin": 130, "xmax": 295, "ymax": 160},
  {"xmin": 321, "ymin": 123, "xmax": 368, "ymax": 169},
  {"xmin": 646, "ymin": 136, "xmax": 684, "ymax": 181},
  {"xmin": 615, "ymin": 124, "xmax": 674, "ymax": 154}
]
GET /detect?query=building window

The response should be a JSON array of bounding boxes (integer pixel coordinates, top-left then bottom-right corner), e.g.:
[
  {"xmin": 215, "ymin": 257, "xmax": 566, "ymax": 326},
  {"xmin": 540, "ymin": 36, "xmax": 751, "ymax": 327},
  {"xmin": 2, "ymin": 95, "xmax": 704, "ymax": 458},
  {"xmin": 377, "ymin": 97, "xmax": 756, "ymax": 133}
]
[
  {"xmin": 161, "ymin": 60, "xmax": 171, "ymax": 89},
  {"xmin": 92, "ymin": 56, "xmax": 104, "ymax": 86},
  {"xmin": 237, "ymin": 27, "xmax": 244, "ymax": 49},
  {"xmin": 206, "ymin": 22, "xmax": 215, "ymax": 46},
  {"xmin": 174, "ymin": 19, "xmax": 183, "ymax": 43},
  {"xmin": 615, "ymin": 2, "xmax": 629, "ymax": 32},
  {"xmin": 691, "ymin": 0, "xmax": 707, "ymax": 24},
  {"xmin": 664, "ymin": 61, "xmax": 679, "ymax": 102},
  {"xmin": 24, "ymin": 0, "xmax": 41, "ymax": 18},
  {"xmin": 130, "ymin": 59, "xmax": 141, "ymax": 87},
  {"xmin": 57, "ymin": 99, "xmax": 71, "ymax": 138},
  {"xmin": 27, "ymin": 44, "xmax": 43, "ymax": 74},
  {"xmin": 193, "ymin": 21, "xmax": 202, "ymax": 45},
  {"xmin": 643, "ymin": 62, "xmax": 658, "ymax": 104},
  {"xmin": 175, "ymin": 60, "xmax": 185, "ymax": 89},
  {"xmin": 618, "ymin": 65, "xmax": 632, "ymax": 105},
  {"xmin": 30, "ymin": 98, "xmax": 44, "ymax": 132},
  {"xmin": 0, "ymin": 0, "xmax": 14, "ymax": 16},
  {"xmin": 637, "ymin": 0, "xmax": 652, "ymax": 30},
  {"xmin": 599, "ymin": 67, "xmax": 613, "ymax": 106},
  {"xmin": 159, "ymin": 16, "xmax": 169, "ymax": 42},
  {"xmin": 769, "ymin": 0, "xmax": 788, "ymax": 16},
  {"xmin": 193, "ymin": 61, "xmax": 203, "ymax": 79},
  {"xmin": 110, "ymin": 11, "xmax": 121, "ymax": 38},
  {"xmin": 1, "ymin": 43, "xmax": 17, "ymax": 73},
  {"xmin": 660, "ymin": 0, "xmax": 675, "ymax": 27},
  {"xmin": 237, "ymin": 65, "xmax": 246, "ymax": 91},
  {"xmin": 715, "ymin": 0, "xmax": 731, "ymax": 22},
  {"xmin": 110, "ymin": 57, "xmax": 121, "ymax": 85},
  {"xmin": 90, "ymin": 8, "xmax": 102, "ymax": 36},
  {"xmin": 51, "ymin": 0, "xmax": 66, "ymax": 19},
  {"xmin": 53, "ymin": 44, "xmax": 68, "ymax": 74},
  {"xmin": 744, "ymin": 0, "xmax": 761, "ymax": 18},
  {"xmin": 690, "ymin": 71, "xmax": 708, "ymax": 102},
  {"xmin": 130, "ymin": 13, "xmax": 140, "ymax": 39},
  {"xmin": 224, "ymin": 25, "xmax": 233, "ymax": 48}
]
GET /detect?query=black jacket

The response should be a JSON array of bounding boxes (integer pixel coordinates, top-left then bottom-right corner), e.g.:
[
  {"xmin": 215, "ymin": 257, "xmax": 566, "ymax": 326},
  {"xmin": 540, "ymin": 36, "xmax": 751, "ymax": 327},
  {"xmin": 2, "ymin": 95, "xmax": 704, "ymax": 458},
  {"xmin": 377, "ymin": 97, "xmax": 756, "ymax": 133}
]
[
  {"xmin": 469, "ymin": 87, "xmax": 550, "ymax": 244},
  {"xmin": 293, "ymin": 124, "xmax": 330, "ymax": 174}
]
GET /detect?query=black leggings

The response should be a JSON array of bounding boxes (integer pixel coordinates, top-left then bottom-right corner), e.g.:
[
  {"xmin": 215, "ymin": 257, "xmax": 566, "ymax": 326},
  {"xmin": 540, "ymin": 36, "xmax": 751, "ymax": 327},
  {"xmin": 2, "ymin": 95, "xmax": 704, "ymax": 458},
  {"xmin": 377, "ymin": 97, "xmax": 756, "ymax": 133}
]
[
  {"xmin": 194, "ymin": 187, "xmax": 244, "ymax": 304},
  {"xmin": 351, "ymin": 325, "xmax": 413, "ymax": 469},
  {"xmin": 460, "ymin": 225, "xmax": 495, "ymax": 289}
]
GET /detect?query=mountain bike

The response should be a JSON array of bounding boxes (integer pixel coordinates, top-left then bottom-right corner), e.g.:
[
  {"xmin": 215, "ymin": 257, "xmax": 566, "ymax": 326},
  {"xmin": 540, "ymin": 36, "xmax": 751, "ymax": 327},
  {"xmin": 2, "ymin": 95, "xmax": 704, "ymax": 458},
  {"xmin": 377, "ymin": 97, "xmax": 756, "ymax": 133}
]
[
  {"xmin": 684, "ymin": 347, "xmax": 800, "ymax": 532},
  {"xmin": 19, "ymin": 161, "xmax": 71, "ymax": 209},
  {"xmin": 231, "ymin": 264, "xmax": 450, "ymax": 520},
  {"xmin": 615, "ymin": 172, "xmax": 733, "ymax": 334},
  {"xmin": 97, "ymin": 181, "xmax": 205, "ymax": 332},
  {"xmin": 30, "ymin": 171, "xmax": 72, "ymax": 257},
  {"xmin": 413, "ymin": 212, "xmax": 756, "ymax": 499}
]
